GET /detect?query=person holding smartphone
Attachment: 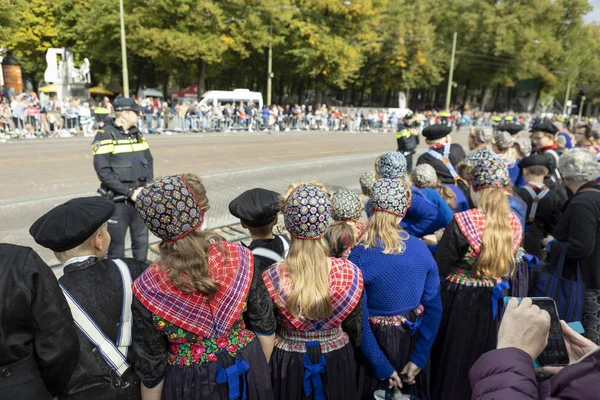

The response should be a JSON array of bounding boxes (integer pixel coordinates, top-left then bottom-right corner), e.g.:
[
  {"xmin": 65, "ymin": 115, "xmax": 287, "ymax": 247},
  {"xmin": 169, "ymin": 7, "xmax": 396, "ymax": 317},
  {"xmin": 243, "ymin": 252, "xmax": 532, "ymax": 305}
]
[{"xmin": 470, "ymin": 297, "xmax": 600, "ymax": 399}]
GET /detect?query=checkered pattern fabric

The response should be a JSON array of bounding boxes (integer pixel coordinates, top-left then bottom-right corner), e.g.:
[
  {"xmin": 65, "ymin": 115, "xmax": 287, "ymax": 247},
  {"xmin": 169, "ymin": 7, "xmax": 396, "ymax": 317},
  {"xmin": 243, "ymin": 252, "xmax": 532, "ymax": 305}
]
[
  {"xmin": 454, "ymin": 209, "xmax": 523, "ymax": 259},
  {"xmin": 262, "ymin": 258, "xmax": 363, "ymax": 331},
  {"xmin": 132, "ymin": 242, "xmax": 253, "ymax": 337},
  {"xmin": 274, "ymin": 326, "xmax": 349, "ymax": 353}
]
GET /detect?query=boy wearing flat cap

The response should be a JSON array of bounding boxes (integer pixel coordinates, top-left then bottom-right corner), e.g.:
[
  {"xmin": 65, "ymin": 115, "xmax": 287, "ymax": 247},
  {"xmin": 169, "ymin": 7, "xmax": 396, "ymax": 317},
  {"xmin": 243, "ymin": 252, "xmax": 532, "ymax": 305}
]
[
  {"xmin": 530, "ymin": 121, "xmax": 568, "ymax": 205},
  {"xmin": 30, "ymin": 197, "xmax": 153, "ymax": 400},
  {"xmin": 229, "ymin": 188, "xmax": 289, "ymax": 273},
  {"xmin": 513, "ymin": 154, "xmax": 562, "ymax": 259}
]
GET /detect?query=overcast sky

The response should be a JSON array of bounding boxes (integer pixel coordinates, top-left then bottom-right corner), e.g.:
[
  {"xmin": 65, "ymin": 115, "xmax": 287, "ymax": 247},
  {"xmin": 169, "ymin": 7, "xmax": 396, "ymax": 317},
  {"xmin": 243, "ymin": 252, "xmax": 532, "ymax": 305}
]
[{"xmin": 585, "ymin": 3, "xmax": 600, "ymax": 23}]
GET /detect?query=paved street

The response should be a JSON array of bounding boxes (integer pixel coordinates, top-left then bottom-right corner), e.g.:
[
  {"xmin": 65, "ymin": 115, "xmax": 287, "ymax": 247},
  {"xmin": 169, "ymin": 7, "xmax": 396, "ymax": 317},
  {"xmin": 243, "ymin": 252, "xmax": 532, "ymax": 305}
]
[{"xmin": 0, "ymin": 129, "xmax": 469, "ymax": 265}]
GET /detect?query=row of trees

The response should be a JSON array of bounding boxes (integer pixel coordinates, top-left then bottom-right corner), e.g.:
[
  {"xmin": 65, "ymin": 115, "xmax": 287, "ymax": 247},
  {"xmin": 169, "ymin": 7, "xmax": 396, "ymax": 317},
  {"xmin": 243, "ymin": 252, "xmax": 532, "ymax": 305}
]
[{"xmin": 2, "ymin": 0, "xmax": 600, "ymax": 110}]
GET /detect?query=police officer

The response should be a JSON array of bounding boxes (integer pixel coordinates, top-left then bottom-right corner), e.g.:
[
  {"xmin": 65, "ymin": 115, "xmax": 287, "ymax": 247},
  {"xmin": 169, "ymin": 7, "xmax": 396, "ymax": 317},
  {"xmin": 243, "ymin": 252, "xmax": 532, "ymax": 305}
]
[
  {"xmin": 92, "ymin": 97, "xmax": 153, "ymax": 262},
  {"xmin": 396, "ymin": 112, "xmax": 419, "ymax": 172}
]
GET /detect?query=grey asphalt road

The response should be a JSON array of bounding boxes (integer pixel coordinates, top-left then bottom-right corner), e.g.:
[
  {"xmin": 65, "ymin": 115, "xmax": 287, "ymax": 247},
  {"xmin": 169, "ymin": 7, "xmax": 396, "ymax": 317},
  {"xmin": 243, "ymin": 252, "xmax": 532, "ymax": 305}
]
[{"xmin": 0, "ymin": 129, "xmax": 470, "ymax": 265}]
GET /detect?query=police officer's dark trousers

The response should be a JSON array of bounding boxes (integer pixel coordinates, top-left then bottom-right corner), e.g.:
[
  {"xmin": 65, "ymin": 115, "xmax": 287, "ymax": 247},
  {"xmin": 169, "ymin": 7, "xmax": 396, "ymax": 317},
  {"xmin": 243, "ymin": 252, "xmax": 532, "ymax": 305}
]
[{"xmin": 107, "ymin": 201, "xmax": 148, "ymax": 262}]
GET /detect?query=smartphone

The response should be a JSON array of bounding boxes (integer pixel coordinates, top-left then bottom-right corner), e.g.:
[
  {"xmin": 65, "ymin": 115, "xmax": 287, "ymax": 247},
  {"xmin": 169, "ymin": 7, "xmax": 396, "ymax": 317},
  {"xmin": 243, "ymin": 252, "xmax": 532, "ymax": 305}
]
[
  {"xmin": 503, "ymin": 297, "xmax": 569, "ymax": 366},
  {"xmin": 532, "ymin": 298, "xmax": 570, "ymax": 366}
]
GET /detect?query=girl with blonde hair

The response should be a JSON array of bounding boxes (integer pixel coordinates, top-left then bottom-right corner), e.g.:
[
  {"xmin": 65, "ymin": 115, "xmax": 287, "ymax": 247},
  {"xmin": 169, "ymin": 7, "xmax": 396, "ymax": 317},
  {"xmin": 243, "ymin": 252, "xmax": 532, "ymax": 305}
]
[
  {"xmin": 429, "ymin": 153, "xmax": 524, "ymax": 400},
  {"xmin": 349, "ymin": 179, "xmax": 442, "ymax": 399},
  {"xmin": 262, "ymin": 183, "xmax": 364, "ymax": 400},
  {"xmin": 131, "ymin": 173, "xmax": 276, "ymax": 400}
]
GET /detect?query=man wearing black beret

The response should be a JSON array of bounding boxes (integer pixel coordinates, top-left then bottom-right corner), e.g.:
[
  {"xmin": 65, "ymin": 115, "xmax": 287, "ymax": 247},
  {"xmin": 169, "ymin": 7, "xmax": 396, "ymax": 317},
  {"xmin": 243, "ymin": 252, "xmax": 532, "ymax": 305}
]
[
  {"xmin": 416, "ymin": 123, "xmax": 469, "ymax": 200},
  {"xmin": 513, "ymin": 154, "xmax": 562, "ymax": 259},
  {"xmin": 229, "ymin": 188, "xmax": 289, "ymax": 273},
  {"xmin": 530, "ymin": 121, "xmax": 568, "ymax": 205},
  {"xmin": 29, "ymin": 196, "xmax": 152, "ymax": 399}
]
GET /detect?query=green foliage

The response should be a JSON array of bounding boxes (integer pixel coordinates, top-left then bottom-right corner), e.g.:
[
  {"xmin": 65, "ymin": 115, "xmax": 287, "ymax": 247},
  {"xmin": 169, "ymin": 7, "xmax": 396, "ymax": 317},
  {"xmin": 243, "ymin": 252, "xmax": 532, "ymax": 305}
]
[{"xmin": 2, "ymin": 0, "xmax": 600, "ymax": 107}]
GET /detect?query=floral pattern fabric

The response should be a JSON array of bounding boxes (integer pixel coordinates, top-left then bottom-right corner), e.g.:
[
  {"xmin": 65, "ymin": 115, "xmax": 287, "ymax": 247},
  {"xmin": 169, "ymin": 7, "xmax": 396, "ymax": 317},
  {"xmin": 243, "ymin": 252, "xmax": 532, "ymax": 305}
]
[
  {"xmin": 412, "ymin": 164, "xmax": 438, "ymax": 188},
  {"xmin": 471, "ymin": 152, "xmax": 510, "ymax": 191},
  {"xmin": 136, "ymin": 174, "xmax": 204, "ymax": 242},
  {"xmin": 284, "ymin": 184, "xmax": 331, "ymax": 239},
  {"xmin": 331, "ymin": 189, "xmax": 363, "ymax": 222},
  {"xmin": 370, "ymin": 179, "xmax": 410, "ymax": 218},
  {"xmin": 154, "ymin": 315, "xmax": 255, "ymax": 367},
  {"xmin": 377, "ymin": 152, "xmax": 407, "ymax": 179}
]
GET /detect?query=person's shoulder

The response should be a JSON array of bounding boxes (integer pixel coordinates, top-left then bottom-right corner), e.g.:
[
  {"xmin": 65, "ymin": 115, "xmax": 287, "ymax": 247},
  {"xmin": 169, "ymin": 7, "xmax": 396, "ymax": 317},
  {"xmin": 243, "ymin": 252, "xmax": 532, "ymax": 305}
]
[
  {"xmin": 116, "ymin": 257, "xmax": 150, "ymax": 279},
  {"xmin": 0, "ymin": 244, "xmax": 37, "ymax": 266}
]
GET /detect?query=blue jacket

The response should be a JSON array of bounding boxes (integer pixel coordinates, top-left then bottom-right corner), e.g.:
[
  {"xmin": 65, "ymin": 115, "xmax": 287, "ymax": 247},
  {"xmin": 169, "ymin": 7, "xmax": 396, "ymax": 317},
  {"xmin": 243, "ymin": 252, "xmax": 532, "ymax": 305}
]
[
  {"xmin": 349, "ymin": 237, "xmax": 443, "ymax": 378},
  {"xmin": 420, "ymin": 188, "xmax": 454, "ymax": 224},
  {"xmin": 447, "ymin": 184, "xmax": 470, "ymax": 212}
]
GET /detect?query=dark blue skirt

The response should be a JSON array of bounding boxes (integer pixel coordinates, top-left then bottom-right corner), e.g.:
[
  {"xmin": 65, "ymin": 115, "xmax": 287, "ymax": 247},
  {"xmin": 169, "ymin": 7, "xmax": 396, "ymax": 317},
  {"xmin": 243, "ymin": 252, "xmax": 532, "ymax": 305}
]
[
  {"xmin": 162, "ymin": 339, "xmax": 274, "ymax": 400},
  {"xmin": 429, "ymin": 281, "xmax": 501, "ymax": 400}
]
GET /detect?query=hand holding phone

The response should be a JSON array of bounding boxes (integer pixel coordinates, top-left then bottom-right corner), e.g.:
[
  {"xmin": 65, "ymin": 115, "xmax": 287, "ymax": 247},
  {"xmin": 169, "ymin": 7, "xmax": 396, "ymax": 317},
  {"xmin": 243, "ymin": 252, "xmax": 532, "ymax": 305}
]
[
  {"xmin": 541, "ymin": 320, "xmax": 599, "ymax": 374},
  {"xmin": 498, "ymin": 298, "xmax": 552, "ymax": 362}
]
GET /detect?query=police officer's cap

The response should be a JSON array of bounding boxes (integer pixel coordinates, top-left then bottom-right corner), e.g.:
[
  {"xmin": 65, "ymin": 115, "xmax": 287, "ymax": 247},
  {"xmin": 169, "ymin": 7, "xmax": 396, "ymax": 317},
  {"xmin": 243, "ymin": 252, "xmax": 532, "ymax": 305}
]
[
  {"xmin": 518, "ymin": 153, "xmax": 552, "ymax": 170},
  {"xmin": 498, "ymin": 123, "xmax": 524, "ymax": 136},
  {"xmin": 114, "ymin": 97, "xmax": 144, "ymax": 112},
  {"xmin": 229, "ymin": 188, "xmax": 282, "ymax": 228},
  {"xmin": 530, "ymin": 121, "xmax": 558, "ymax": 135},
  {"xmin": 403, "ymin": 111, "xmax": 414, "ymax": 120},
  {"xmin": 29, "ymin": 197, "xmax": 115, "ymax": 252},
  {"xmin": 422, "ymin": 124, "xmax": 452, "ymax": 140}
]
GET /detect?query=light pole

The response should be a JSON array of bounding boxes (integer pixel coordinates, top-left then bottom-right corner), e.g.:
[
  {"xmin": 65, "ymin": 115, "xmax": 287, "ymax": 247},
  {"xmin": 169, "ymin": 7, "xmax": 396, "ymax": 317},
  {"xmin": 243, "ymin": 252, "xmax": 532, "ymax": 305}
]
[
  {"xmin": 267, "ymin": 25, "xmax": 273, "ymax": 106},
  {"xmin": 563, "ymin": 79, "xmax": 571, "ymax": 115},
  {"xmin": 445, "ymin": 32, "xmax": 457, "ymax": 111},
  {"xmin": 119, "ymin": 0, "xmax": 129, "ymax": 97}
]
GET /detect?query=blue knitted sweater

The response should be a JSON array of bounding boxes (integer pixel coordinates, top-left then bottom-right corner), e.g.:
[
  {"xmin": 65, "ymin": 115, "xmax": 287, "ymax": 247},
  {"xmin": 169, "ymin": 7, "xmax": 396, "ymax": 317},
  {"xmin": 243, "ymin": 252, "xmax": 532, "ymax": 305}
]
[
  {"xmin": 348, "ymin": 236, "xmax": 442, "ymax": 379},
  {"xmin": 420, "ymin": 188, "xmax": 454, "ymax": 224}
]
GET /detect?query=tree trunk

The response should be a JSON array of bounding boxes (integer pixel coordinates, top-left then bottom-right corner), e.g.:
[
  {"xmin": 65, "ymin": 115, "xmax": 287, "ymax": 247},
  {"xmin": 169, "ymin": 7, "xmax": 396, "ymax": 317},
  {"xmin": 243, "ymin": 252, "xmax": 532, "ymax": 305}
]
[
  {"xmin": 532, "ymin": 85, "xmax": 542, "ymax": 112},
  {"xmin": 298, "ymin": 77, "xmax": 304, "ymax": 105},
  {"xmin": 359, "ymin": 82, "xmax": 366, "ymax": 107},
  {"xmin": 384, "ymin": 88, "xmax": 392, "ymax": 107},
  {"xmin": 161, "ymin": 71, "xmax": 169, "ymax": 99},
  {"xmin": 197, "ymin": 59, "xmax": 206, "ymax": 100},
  {"xmin": 462, "ymin": 80, "xmax": 470, "ymax": 110}
]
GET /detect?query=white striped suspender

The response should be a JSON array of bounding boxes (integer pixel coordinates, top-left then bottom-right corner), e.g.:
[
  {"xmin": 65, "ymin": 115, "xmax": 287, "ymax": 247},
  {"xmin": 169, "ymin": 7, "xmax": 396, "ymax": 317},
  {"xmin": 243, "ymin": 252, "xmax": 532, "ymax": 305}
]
[{"xmin": 523, "ymin": 185, "xmax": 550, "ymax": 222}]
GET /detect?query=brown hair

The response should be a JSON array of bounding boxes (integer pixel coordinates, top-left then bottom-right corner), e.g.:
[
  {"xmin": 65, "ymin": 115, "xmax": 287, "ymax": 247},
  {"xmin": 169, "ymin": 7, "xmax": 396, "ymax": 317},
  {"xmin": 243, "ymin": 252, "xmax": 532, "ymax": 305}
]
[
  {"xmin": 283, "ymin": 237, "xmax": 332, "ymax": 320},
  {"xmin": 157, "ymin": 173, "xmax": 221, "ymax": 297},
  {"xmin": 362, "ymin": 211, "xmax": 410, "ymax": 254},
  {"xmin": 326, "ymin": 221, "xmax": 357, "ymax": 258},
  {"xmin": 476, "ymin": 188, "xmax": 515, "ymax": 278},
  {"xmin": 525, "ymin": 165, "xmax": 549, "ymax": 177},
  {"xmin": 435, "ymin": 185, "xmax": 457, "ymax": 209},
  {"xmin": 457, "ymin": 162, "xmax": 474, "ymax": 183}
]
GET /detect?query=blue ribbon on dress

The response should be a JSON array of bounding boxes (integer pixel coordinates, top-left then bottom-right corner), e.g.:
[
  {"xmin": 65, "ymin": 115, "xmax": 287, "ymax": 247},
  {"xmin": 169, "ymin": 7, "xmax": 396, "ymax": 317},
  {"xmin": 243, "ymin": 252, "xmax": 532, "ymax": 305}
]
[
  {"xmin": 303, "ymin": 353, "xmax": 326, "ymax": 400},
  {"xmin": 403, "ymin": 318, "xmax": 422, "ymax": 337},
  {"xmin": 216, "ymin": 358, "xmax": 249, "ymax": 400},
  {"xmin": 491, "ymin": 281, "xmax": 510, "ymax": 320},
  {"xmin": 523, "ymin": 253, "xmax": 540, "ymax": 269}
]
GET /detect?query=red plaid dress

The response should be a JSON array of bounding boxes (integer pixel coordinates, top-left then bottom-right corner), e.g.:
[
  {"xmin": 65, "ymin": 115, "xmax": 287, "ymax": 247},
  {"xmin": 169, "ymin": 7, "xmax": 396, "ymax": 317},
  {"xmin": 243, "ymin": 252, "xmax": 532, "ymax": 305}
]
[
  {"xmin": 132, "ymin": 242, "xmax": 253, "ymax": 337},
  {"xmin": 262, "ymin": 257, "xmax": 363, "ymax": 331},
  {"xmin": 454, "ymin": 208, "xmax": 523, "ymax": 259}
]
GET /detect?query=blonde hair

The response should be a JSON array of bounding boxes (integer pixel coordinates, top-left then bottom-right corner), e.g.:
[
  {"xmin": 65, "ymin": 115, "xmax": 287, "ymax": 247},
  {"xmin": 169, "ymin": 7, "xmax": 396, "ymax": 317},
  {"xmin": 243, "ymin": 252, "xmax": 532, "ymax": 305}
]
[
  {"xmin": 282, "ymin": 237, "xmax": 332, "ymax": 320},
  {"xmin": 54, "ymin": 223, "xmax": 107, "ymax": 263},
  {"xmin": 476, "ymin": 188, "xmax": 515, "ymax": 278},
  {"xmin": 157, "ymin": 173, "xmax": 223, "ymax": 297},
  {"xmin": 326, "ymin": 221, "xmax": 357, "ymax": 258},
  {"xmin": 362, "ymin": 211, "xmax": 409, "ymax": 254}
]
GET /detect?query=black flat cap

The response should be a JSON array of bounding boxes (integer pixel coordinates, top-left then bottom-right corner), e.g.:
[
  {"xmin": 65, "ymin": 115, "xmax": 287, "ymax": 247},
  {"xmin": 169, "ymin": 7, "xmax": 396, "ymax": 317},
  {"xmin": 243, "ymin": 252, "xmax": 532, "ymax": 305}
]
[
  {"xmin": 498, "ymin": 123, "xmax": 524, "ymax": 136},
  {"xmin": 519, "ymin": 153, "xmax": 552, "ymax": 170},
  {"xmin": 422, "ymin": 124, "xmax": 452, "ymax": 140},
  {"xmin": 29, "ymin": 197, "xmax": 115, "ymax": 252},
  {"xmin": 530, "ymin": 121, "xmax": 558, "ymax": 135},
  {"xmin": 114, "ymin": 97, "xmax": 144, "ymax": 112},
  {"xmin": 229, "ymin": 188, "xmax": 281, "ymax": 228}
]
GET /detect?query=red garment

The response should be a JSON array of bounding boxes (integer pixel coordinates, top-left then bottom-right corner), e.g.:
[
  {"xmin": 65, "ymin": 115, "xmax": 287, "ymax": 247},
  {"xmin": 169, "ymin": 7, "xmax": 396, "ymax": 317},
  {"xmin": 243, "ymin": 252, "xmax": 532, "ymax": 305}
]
[
  {"xmin": 132, "ymin": 242, "xmax": 253, "ymax": 337},
  {"xmin": 428, "ymin": 143, "xmax": 445, "ymax": 150},
  {"xmin": 454, "ymin": 208, "xmax": 523, "ymax": 259},
  {"xmin": 262, "ymin": 258, "xmax": 363, "ymax": 331},
  {"xmin": 538, "ymin": 143, "xmax": 558, "ymax": 152}
]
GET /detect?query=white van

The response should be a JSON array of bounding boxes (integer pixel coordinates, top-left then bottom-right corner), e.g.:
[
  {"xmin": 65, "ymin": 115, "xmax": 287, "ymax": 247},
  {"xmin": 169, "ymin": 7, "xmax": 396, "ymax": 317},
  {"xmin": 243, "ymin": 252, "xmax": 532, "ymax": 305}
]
[{"xmin": 198, "ymin": 89, "xmax": 263, "ymax": 109}]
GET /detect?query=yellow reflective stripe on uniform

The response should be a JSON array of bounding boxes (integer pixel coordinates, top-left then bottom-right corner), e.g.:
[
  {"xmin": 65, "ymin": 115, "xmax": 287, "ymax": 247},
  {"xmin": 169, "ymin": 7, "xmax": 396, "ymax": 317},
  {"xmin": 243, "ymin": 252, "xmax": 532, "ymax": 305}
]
[
  {"xmin": 93, "ymin": 144, "xmax": 115, "ymax": 155},
  {"xmin": 111, "ymin": 142, "xmax": 150, "ymax": 154},
  {"xmin": 396, "ymin": 129, "xmax": 411, "ymax": 139},
  {"xmin": 99, "ymin": 139, "xmax": 114, "ymax": 145}
]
